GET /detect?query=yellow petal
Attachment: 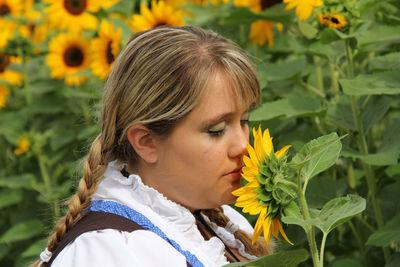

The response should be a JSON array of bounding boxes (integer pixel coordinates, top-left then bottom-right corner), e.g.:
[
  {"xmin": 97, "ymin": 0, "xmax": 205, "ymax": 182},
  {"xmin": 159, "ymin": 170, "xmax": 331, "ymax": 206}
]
[
  {"xmin": 263, "ymin": 217, "xmax": 273, "ymax": 245},
  {"xmin": 252, "ymin": 208, "xmax": 267, "ymax": 244},
  {"xmin": 241, "ymin": 172, "xmax": 256, "ymax": 183},
  {"xmin": 247, "ymin": 143, "xmax": 259, "ymax": 166},
  {"xmin": 243, "ymin": 155, "xmax": 255, "ymax": 168},
  {"xmin": 275, "ymin": 145, "xmax": 291, "ymax": 159},
  {"xmin": 278, "ymin": 220, "xmax": 294, "ymax": 245},
  {"xmin": 262, "ymin": 128, "xmax": 273, "ymax": 158}
]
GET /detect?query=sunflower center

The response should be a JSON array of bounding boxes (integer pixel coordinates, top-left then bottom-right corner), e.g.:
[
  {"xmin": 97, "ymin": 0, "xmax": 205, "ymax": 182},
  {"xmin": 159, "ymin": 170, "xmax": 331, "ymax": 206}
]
[
  {"xmin": 0, "ymin": 4, "xmax": 10, "ymax": 15},
  {"xmin": 0, "ymin": 53, "xmax": 10, "ymax": 73},
  {"xmin": 29, "ymin": 22, "xmax": 36, "ymax": 35},
  {"xmin": 261, "ymin": 0, "xmax": 279, "ymax": 10},
  {"xmin": 330, "ymin": 16, "xmax": 339, "ymax": 24},
  {"xmin": 106, "ymin": 41, "xmax": 114, "ymax": 65},
  {"xmin": 63, "ymin": 46, "xmax": 84, "ymax": 67},
  {"xmin": 154, "ymin": 22, "xmax": 169, "ymax": 28},
  {"xmin": 64, "ymin": 0, "xmax": 87, "ymax": 15}
]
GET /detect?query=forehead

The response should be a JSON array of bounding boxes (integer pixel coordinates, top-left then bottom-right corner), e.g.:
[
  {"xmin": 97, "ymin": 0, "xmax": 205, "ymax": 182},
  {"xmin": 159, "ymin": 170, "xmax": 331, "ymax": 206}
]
[{"xmin": 190, "ymin": 71, "xmax": 246, "ymax": 118}]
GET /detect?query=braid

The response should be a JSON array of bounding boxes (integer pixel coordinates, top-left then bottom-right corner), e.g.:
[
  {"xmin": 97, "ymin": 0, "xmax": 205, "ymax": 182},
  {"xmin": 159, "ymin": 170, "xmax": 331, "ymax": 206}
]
[
  {"xmin": 33, "ymin": 135, "xmax": 114, "ymax": 267},
  {"xmin": 202, "ymin": 208, "xmax": 274, "ymax": 258}
]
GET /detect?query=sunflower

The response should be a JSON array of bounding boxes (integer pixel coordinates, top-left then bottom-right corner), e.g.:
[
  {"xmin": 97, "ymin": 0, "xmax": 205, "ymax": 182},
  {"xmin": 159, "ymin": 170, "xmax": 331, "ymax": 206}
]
[
  {"xmin": 0, "ymin": 54, "xmax": 23, "ymax": 86},
  {"xmin": 14, "ymin": 137, "xmax": 30, "ymax": 155},
  {"xmin": 232, "ymin": 126, "xmax": 294, "ymax": 245},
  {"xmin": 46, "ymin": 33, "xmax": 91, "ymax": 86},
  {"xmin": 191, "ymin": 0, "xmax": 231, "ymax": 5},
  {"xmin": 91, "ymin": 0, "xmax": 122, "ymax": 10},
  {"xmin": 130, "ymin": 0, "xmax": 185, "ymax": 33},
  {"xmin": 319, "ymin": 12, "xmax": 347, "ymax": 29},
  {"xmin": 283, "ymin": 0, "xmax": 323, "ymax": 21},
  {"xmin": 91, "ymin": 19, "xmax": 121, "ymax": 80},
  {"xmin": 0, "ymin": 0, "xmax": 23, "ymax": 17},
  {"xmin": 44, "ymin": 0, "xmax": 98, "ymax": 32},
  {"xmin": 19, "ymin": 8, "xmax": 48, "ymax": 46},
  {"xmin": 0, "ymin": 85, "xmax": 10, "ymax": 109},
  {"xmin": 0, "ymin": 18, "xmax": 17, "ymax": 49},
  {"xmin": 233, "ymin": 0, "xmax": 281, "ymax": 47}
]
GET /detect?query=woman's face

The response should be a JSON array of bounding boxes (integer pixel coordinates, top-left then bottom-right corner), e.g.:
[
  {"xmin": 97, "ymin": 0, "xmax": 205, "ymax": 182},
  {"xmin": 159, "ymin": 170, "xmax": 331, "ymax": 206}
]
[{"xmin": 146, "ymin": 71, "xmax": 251, "ymax": 211}]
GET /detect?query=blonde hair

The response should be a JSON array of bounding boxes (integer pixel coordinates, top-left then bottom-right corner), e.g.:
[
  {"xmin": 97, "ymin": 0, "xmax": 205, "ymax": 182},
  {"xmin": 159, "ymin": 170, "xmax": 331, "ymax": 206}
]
[{"xmin": 35, "ymin": 26, "xmax": 267, "ymax": 266}]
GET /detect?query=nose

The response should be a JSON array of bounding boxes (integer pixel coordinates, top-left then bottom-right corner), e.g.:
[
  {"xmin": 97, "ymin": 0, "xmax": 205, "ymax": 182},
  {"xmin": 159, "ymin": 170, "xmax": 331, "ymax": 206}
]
[{"xmin": 228, "ymin": 124, "xmax": 249, "ymax": 159}]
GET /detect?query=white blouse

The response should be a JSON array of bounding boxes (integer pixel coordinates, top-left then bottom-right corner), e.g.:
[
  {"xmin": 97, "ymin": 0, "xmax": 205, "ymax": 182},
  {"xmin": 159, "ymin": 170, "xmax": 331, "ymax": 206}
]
[{"xmin": 51, "ymin": 161, "xmax": 256, "ymax": 267}]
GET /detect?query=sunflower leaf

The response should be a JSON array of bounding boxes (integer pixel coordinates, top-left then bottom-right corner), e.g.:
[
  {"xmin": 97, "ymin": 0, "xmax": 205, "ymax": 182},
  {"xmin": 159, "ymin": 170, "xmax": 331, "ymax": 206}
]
[
  {"xmin": 290, "ymin": 132, "xmax": 342, "ymax": 183},
  {"xmin": 313, "ymin": 194, "xmax": 366, "ymax": 234},
  {"xmin": 223, "ymin": 248, "xmax": 309, "ymax": 267},
  {"xmin": 366, "ymin": 214, "xmax": 400, "ymax": 247}
]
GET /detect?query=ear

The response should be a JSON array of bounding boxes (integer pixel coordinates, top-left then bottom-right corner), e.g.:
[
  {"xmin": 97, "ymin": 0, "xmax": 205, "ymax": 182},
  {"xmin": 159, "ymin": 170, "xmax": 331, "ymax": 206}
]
[{"xmin": 126, "ymin": 124, "xmax": 158, "ymax": 164}]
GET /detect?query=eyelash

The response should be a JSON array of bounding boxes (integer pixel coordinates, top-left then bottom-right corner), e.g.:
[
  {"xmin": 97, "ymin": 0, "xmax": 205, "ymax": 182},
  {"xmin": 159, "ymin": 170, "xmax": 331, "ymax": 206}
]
[{"xmin": 207, "ymin": 120, "xmax": 249, "ymax": 137}]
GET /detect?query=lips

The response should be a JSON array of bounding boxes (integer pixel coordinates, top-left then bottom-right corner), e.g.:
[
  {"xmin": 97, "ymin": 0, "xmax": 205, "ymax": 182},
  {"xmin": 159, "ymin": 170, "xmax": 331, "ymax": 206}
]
[{"xmin": 224, "ymin": 166, "xmax": 243, "ymax": 179}]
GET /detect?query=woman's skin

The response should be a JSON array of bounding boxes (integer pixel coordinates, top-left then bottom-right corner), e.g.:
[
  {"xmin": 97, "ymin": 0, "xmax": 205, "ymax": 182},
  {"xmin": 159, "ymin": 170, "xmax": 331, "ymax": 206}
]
[{"xmin": 127, "ymin": 70, "xmax": 251, "ymax": 211}]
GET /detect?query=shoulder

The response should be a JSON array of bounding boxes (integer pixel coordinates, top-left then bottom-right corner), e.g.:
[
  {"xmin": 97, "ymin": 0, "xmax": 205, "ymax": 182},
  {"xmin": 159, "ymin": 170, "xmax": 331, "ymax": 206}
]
[
  {"xmin": 222, "ymin": 205, "xmax": 254, "ymax": 234},
  {"xmin": 51, "ymin": 229, "xmax": 187, "ymax": 267}
]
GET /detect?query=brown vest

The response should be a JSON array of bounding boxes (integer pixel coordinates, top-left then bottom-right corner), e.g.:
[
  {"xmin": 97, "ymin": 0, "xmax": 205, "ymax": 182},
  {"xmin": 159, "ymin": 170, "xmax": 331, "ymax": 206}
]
[{"xmin": 47, "ymin": 211, "xmax": 192, "ymax": 266}]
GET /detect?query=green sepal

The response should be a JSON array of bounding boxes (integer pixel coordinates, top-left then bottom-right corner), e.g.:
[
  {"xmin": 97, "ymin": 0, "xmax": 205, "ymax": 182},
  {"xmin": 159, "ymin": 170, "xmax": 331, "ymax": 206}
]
[
  {"xmin": 256, "ymin": 173, "xmax": 267, "ymax": 184},
  {"xmin": 257, "ymin": 191, "xmax": 273, "ymax": 202},
  {"xmin": 260, "ymin": 164, "xmax": 272, "ymax": 177}
]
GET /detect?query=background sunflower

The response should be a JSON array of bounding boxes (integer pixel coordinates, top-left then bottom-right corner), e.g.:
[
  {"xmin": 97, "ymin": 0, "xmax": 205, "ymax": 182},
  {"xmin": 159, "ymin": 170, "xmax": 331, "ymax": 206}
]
[
  {"xmin": 130, "ymin": 0, "xmax": 185, "ymax": 33},
  {"xmin": 0, "ymin": 0, "xmax": 23, "ymax": 17},
  {"xmin": 44, "ymin": 0, "xmax": 98, "ymax": 32},
  {"xmin": 91, "ymin": 19, "xmax": 122, "ymax": 80},
  {"xmin": 46, "ymin": 33, "xmax": 91, "ymax": 85}
]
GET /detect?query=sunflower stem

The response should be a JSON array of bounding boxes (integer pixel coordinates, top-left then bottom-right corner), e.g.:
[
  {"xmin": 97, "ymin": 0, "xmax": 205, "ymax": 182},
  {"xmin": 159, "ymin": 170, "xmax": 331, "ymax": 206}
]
[
  {"xmin": 319, "ymin": 232, "xmax": 328, "ymax": 266},
  {"xmin": 314, "ymin": 56, "xmax": 324, "ymax": 93},
  {"xmin": 298, "ymin": 185, "xmax": 321, "ymax": 267},
  {"xmin": 18, "ymin": 47, "xmax": 32, "ymax": 104},
  {"xmin": 38, "ymin": 154, "xmax": 59, "ymax": 218},
  {"xmin": 345, "ymin": 39, "xmax": 390, "ymax": 263}
]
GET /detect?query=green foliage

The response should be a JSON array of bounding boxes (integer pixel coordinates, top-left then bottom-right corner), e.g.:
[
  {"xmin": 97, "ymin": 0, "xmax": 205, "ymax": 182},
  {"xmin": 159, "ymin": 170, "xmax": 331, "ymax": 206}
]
[{"xmin": 224, "ymin": 249, "xmax": 309, "ymax": 267}]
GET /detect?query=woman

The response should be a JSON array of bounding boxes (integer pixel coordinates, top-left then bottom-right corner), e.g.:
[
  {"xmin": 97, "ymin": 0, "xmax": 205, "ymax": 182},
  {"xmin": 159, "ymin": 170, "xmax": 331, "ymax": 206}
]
[{"xmin": 35, "ymin": 26, "xmax": 273, "ymax": 267}]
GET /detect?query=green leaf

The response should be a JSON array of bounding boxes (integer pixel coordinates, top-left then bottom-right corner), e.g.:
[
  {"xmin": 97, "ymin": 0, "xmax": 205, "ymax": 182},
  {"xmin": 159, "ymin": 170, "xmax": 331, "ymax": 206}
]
[
  {"xmin": 0, "ymin": 220, "xmax": 44, "ymax": 243},
  {"xmin": 184, "ymin": 4, "xmax": 218, "ymax": 26},
  {"xmin": 282, "ymin": 201, "xmax": 302, "ymax": 219},
  {"xmin": 0, "ymin": 244, "xmax": 9, "ymax": 260},
  {"xmin": 24, "ymin": 78, "xmax": 64, "ymax": 94},
  {"xmin": 290, "ymin": 133, "xmax": 342, "ymax": 183},
  {"xmin": 331, "ymin": 258, "xmax": 363, "ymax": 267},
  {"xmin": 342, "ymin": 149, "xmax": 398, "ymax": 166},
  {"xmin": 21, "ymin": 239, "xmax": 47, "ymax": 258},
  {"xmin": 0, "ymin": 174, "xmax": 36, "ymax": 189},
  {"xmin": 306, "ymin": 176, "xmax": 337, "ymax": 209},
  {"xmin": 362, "ymin": 96, "xmax": 392, "ymax": 132},
  {"xmin": 26, "ymin": 94, "xmax": 68, "ymax": 114},
  {"xmin": 258, "ymin": 58, "xmax": 307, "ymax": 82},
  {"xmin": 220, "ymin": 4, "xmax": 293, "ymax": 26},
  {"xmin": 385, "ymin": 164, "xmax": 400, "ymax": 178},
  {"xmin": 358, "ymin": 25, "xmax": 400, "ymax": 46},
  {"xmin": 298, "ymin": 21, "xmax": 318, "ymax": 39},
  {"xmin": 340, "ymin": 70, "xmax": 400, "ymax": 96},
  {"xmin": 358, "ymin": 0, "xmax": 385, "ymax": 14},
  {"xmin": 317, "ymin": 195, "xmax": 366, "ymax": 234},
  {"xmin": 327, "ymin": 95, "xmax": 356, "ymax": 131},
  {"xmin": 223, "ymin": 249, "xmax": 308, "ymax": 267},
  {"xmin": 369, "ymin": 52, "xmax": 400, "ymax": 71},
  {"xmin": 342, "ymin": 119, "xmax": 400, "ymax": 166},
  {"xmin": 366, "ymin": 214, "xmax": 400, "ymax": 246},
  {"xmin": 250, "ymin": 95, "xmax": 323, "ymax": 121},
  {"xmin": 386, "ymin": 254, "xmax": 400, "ymax": 267},
  {"xmin": 281, "ymin": 216, "xmax": 318, "ymax": 231},
  {"xmin": 0, "ymin": 189, "xmax": 23, "ymax": 209}
]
